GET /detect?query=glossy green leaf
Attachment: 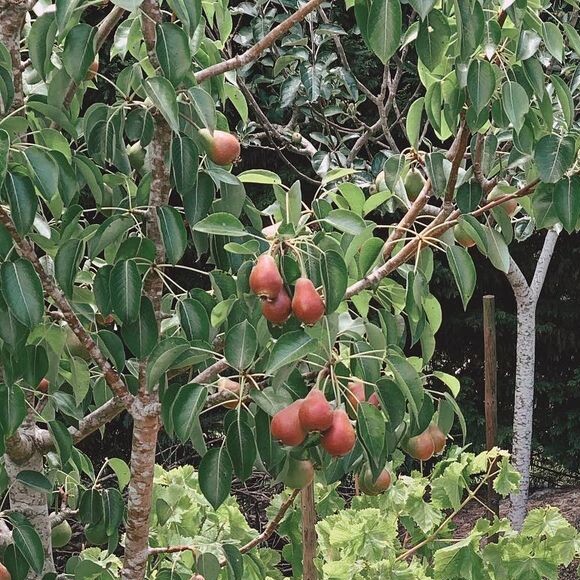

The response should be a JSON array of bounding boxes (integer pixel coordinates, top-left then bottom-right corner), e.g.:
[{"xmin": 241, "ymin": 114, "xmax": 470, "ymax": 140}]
[
  {"xmin": 171, "ymin": 134, "xmax": 198, "ymax": 195},
  {"xmin": 13, "ymin": 524, "xmax": 44, "ymax": 574},
  {"xmin": 62, "ymin": 24, "xmax": 97, "ymax": 84},
  {"xmin": 367, "ymin": 0, "xmax": 402, "ymax": 64},
  {"xmin": 320, "ymin": 250, "xmax": 348, "ymax": 314},
  {"xmin": 107, "ymin": 458, "xmax": 131, "ymax": 491},
  {"xmin": 56, "ymin": 0, "xmax": 81, "ymax": 33},
  {"xmin": 23, "ymin": 147, "xmax": 59, "ymax": 200},
  {"xmin": 485, "ymin": 227, "xmax": 510, "ymax": 273},
  {"xmin": 146, "ymin": 337, "xmax": 190, "ymax": 389},
  {"xmin": 406, "ymin": 98, "xmax": 424, "ymax": 149},
  {"xmin": 456, "ymin": 181, "xmax": 483, "ymax": 213},
  {"xmin": 172, "ymin": 383, "xmax": 207, "ymax": 442},
  {"xmin": 0, "ymin": 384, "xmax": 26, "ymax": 436},
  {"xmin": 534, "ymin": 134, "xmax": 576, "ymax": 184},
  {"xmin": 15, "ymin": 471, "xmax": 52, "ymax": 494},
  {"xmin": 467, "ymin": 59, "xmax": 495, "ymax": 114},
  {"xmin": 554, "ymin": 175, "xmax": 580, "ymax": 233},
  {"xmin": 142, "ymin": 76, "xmax": 180, "ymax": 133},
  {"xmin": 454, "ymin": 0, "xmax": 484, "ymax": 60},
  {"xmin": 357, "ymin": 402, "xmax": 385, "ymax": 477},
  {"xmin": 22, "ymin": 344, "xmax": 48, "ymax": 388},
  {"xmin": 103, "ymin": 488, "xmax": 124, "ymax": 536},
  {"xmin": 0, "ymin": 259, "xmax": 44, "ymax": 328},
  {"xmin": 266, "ymin": 330, "xmax": 316, "ymax": 374},
  {"xmin": 111, "ymin": 0, "xmax": 144, "ymax": 10},
  {"xmin": 542, "ymin": 22, "xmax": 563, "ymax": 62},
  {"xmin": 324, "ymin": 209, "xmax": 366, "ymax": 235},
  {"xmin": 550, "ymin": 75, "xmax": 574, "ymax": 130},
  {"xmin": 416, "ymin": 10, "xmax": 450, "ymax": 71},
  {"xmin": 4, "ymin": 173, "xmax": 37, "ymax": 236},
  {"xmin": 193, "ymin": 213, "xmax": 248, "ymax": 237},
  {"xmin": 408, "ymin": 0, "xmax": 436, "ymax": 20},
  {"xmin": 155, "ymin": 22, "xmax": 191, "ymax": 85},
  {"xmin": 48, "ymin": 420, "xmax": 73, "ymax": 465},
  {"xmin": 225, "ymin": 320, "xmax": 257, "ymax": 370},
  {"xmin": 120, "ymin": 297, "xmax": 158, "ymax": 358},
  {"xmin": 157, "ymin": 205, "xmax": 187, "ymax": 265},
  {"xmin": 501, "ymin": 82, "xmax": 529, "ymax": 133},
  {"xmin": 226, "ymin": 419, "xmax": 256, "ymax": 482},
  {"xmin": 199, "ymin": 446, "xmax": 232, "ymax": 509},
  {"xmin": 446, "ymin": 246, "xmax": 476, "ymax": 310},
  {"xmin": 179, "ymin": 298, "xmax": 210, "ymax": 342},
  {"xmin": 55, "ymin": 239, "xmax": 84, "ymax": 298},
  {"xmin": 110, "ymin": 259, "xmax": 143, "ymax": 324},
  {"xmin": 167, "ymin": 0, "xmax": 202, "ymax": 37},
  {"xmin": 28, "ymin": 14, "xmax": 57, "ymax": 80}
]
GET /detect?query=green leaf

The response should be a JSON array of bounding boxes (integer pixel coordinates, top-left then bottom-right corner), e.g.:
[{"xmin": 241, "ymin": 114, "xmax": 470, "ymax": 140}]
[
  {"xmin": 324, "ymin": 209, "xmax": 366, "ymax": 235},
  {"xmin": 56, "ymin": 0, "xmax": 81, "ymax": 33},
  {"xmin": 501, "ymin": 82, "xmax": 529, "ymax": 133},
  {"xmin": 222, "ymin": 544, "xmax": 244, "ymax": 580},
  {"xmin": 320, "ymin": 249, "xmax": 348, "ymax": 314},
  {"xmin": 542, "ymin": 21, "xmax": 563, "ymax": 62},
  {"xmin": 188, "ymin": 86, "xmax": 217, "ymax": 132},
  {"xmin": 178, "ymin": 298, "xmax": 209, "ymax": 342},
  {"xmin": 22, "ymin": 345, "xmax": 48, "ymax": 389},
  {"xmin": 225, "ymin": 320, "xmax": 257, "ymax": 370},
  {"xmin": 157, "ymin": 205, "xmax": 187, "ymax": 265},
  {"xmin": 563, "ymin": 22, "xmax": 580, "ymax": 57},
  {"xmin": 432, "ymin": 371, "xmax": 461, "ymax": 397},
  {"xmin": 121, "ymin": 297, "xmax": 158, "ymax": 358},
  {"xmin": 107, "ymin": 458, "xmax": 131, "ymax": 491},
  {"xmin": 226, "ymin": 419, "xmax": 256, "ymax": 482},
  {"xmin": 357, "ymin": 402, "xmax": 385, "ymax": 477},
  {"xmin": 16, "ymin": 471, "xmax": 52, "ymax": 493},
  {"xmin": 446, "ymin": 246, "xmax": 476, "ymax": 310},
  {"xmin": 387, "ymin": 354, "xmax": 423, "ymax": 421},
  {"xmin": 48, "ymin": 421, "xmax": 73, "ymax": 465},
  {"xmin": 103, "ymin": 488, "xmax": 124, "ymax": 536},
  {"xmin": 142, "ymin": 76, "xmax": 180, "ymax": 133},
  {"xmin": 146, "ymin": 337, "xmax": 190, "ymax": 389},
  {"xmin": 408, "ymin": 0, "xmax": 436, "ymax": 20},
  {"xmin": 424, "ymin": 152, "xmax": 447, "ymax": 197},
  {"xmin": 110, "ymin": 259, "xmax": 143, "ymax": 324},
  {"xmin": 111, "ymin": 0, "xmax": 144, "ymax": 10},
  {"xmin": 55, "ymin": 239, "xmax": 84, "ymax": 298},
  {"xmin": 199, "ymin": 446, "xmax": 232, "ymax": 509},
  {"xmin": 493, "ymin": 456, "xmax": 520, "ymax": 495},
  {"xmin": 485, "ymin": 227, "xmax": 510, "ymax": 273},
  {"xmin": 266, "ymin": 330, "xmax": 316, "ymax": 374},
  {"xmin": 238, "ymin": 170, "xmax": 281, "ymax": 185},
  {"xmin": 13, "ymin": 524, "xmax": 44, "ymax": 574},
  {"xmin": 456, "ymin": 181, "xmax": 483, "ymax": 213},
  {"xmin": 553, "ymin": 176, "xmax": 580, "ymax": 233},
  {"xmin": 416, "ymin": 10, "xmax": 450, "ymax": 71},
  {"xmin": 375, "ymin": 378, "xmax": 406, "ymax": 428},
  {"xmin": 534, "ymin": 134, "xmax": 576, "ymax": 184},
  {"xmin": 155, "ymin": 22, "xmax": 191, "ymax": 85},
  {"xmin": 23, "ymin": 147, "xmax": 59, "ymax": 200},
  {"xmin": 467, "ymin": 59, "xmax": 495, "ymax": 114},
  {"xmin": 171, "ymin": 134, "xmax": 199, "ymax": 195},
  {"xmin": 454, "ymin": 0, "xmax": 484, "ymax": 60},
  {"xmin": 0, "ymin": 129, "xmax": 8, "ymax": 187},
  {"xmin": 172, "ymin": 383, "xmax": 207, "ymax": 442},
  {"xmin": 62, "ymin": 24, "xmax": 97, "ymax": 84},
  {"xmin": 367, "ymin": 0, "xmax": 402, "ymax": 64},
  {"xmin": 550, "ymin": 75, "xmax": 574, "ymax": 130},
  {"xmin": 90, "ymin": 215, "xmax": 134, "ymax": 258},
  {"xmin": 406, "ymin": 97, "xmax": 424, "ymax": 149},
  {"xmin": 193, "ymin": 213, "xmax": 248, "ymax": 237},
  {"xmin": 167, "ymin": 0, "xmax": 202, "ymax": 37},
  {"xmin": 0, "ymin": 384, "xmax": 26, "ymax": 436},
  {"xmin": 224, "ymin": 84, "xmax": 248, "ymax": 124},
  {"xmin": 0, "ymin": 259, "xmax": 44, "ymax": 328},
  {"xmin": 4, "ymin": 173, "xmax": 37, "ymax": 236},
  {"xmin": 28, "ymin": 13, "xmax": 57, "ymax": 80}
]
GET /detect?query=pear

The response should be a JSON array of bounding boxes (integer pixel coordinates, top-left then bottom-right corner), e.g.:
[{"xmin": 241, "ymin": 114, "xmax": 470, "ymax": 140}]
[
  {"xmin": 262, "ymin": 287, "xmax": 292, "ymax": 325},
  {"xmin": 292, "ymin": 277, "xmax": 325, "ymax": 325},
  {"xmin": 198, "ymin": 129, "xmax": 241, "ymax": 165},
  {"xmin": 249, "ymin": 255, "xmax": 283, "ymax": 299}
]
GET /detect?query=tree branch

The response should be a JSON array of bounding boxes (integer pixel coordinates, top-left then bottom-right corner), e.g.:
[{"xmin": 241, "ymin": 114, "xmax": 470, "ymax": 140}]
[
  {"xmin": 194, "ymin": 0, "xmax": 324, "ymax": 84},
  {"xmin": 505, "ymin": 256, "xmax": 531, "ymax": 300},
  {"xmin": 530, "ymin": 226, "xmax": 561, "ymax": 302}
]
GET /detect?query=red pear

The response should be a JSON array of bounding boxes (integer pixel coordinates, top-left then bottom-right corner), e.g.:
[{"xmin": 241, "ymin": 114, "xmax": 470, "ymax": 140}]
[
  {"xmin": 262, "ymin": 287, "xmax": 292, "ymax": 325},
  {"xmin": 271, "ymin": 400, "xmax": 306, "ymax": 446},
  {"xmin": 405, "ymin": 430, "xmax": 435, "ymax": 461},
  {"xmin": 427, "ymin": 423, "xmax": 447, "ymax": 454},
  {"xmin": 199, "ymin": 128, "xmax": 241, "ymax": 165},
  {"xmin": 298, "ymin": 389, "xmax": 333, "ymax": 432},
  {"xmin": 38, "ymin": 378, "xmax": 49, "ymax": 394},
  {"xmin": 0, "ymin": 563, "xmax": 10, "ymax": 580},
  {"xmin": 320, "ymin": 410, "xmax": 356, "ymax": 457},
  {"xmin": 345, "ymin": 380, "xmax": 379, "ymax": 417},
  {"xmin": 249, "ymin": 254, "xmax": 283, "ymax": 299},
  {"xmin": 358, "ymin": 465, "xmax": 392, "ymax": 496},
  {"xmin": 292, "ymin": 277, "xmax": 325, "ymax": 325}
]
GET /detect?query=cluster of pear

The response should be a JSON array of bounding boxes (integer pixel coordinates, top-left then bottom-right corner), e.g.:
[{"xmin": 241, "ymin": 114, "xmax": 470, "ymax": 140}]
[
  {"xmin": 404, "ymin": 423, "xmax": 447, "ymax": 460},
  {"xmin": 249, "ymin": 254, "xmax": 325, "ymax": 325}
]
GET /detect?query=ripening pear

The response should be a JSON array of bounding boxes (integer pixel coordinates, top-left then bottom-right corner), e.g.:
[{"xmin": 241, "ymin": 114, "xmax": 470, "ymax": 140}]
[
  {"xmin": 427, "ymin": 423, "xmax": 447, "ymax": 454},
  {"xmin": 298, "ymin": 389, "xmax": 333, "ymax": 432},
  {"xmin": 198, "ymin": 128, "xmax": 241, "ymax": 165},
  {"xmin": 346, "ymin": 380, "xmax": 380, "ymax": 417},
  {"xmin": 405, "ymin": 430, "xmax": 435, "ymax": 461},
  {"xmin": 320, "ymin": 410, "xmax": 356, "ymax": 456},
  {"xmin": 292, "ymin": 278, "xmax": 325, "ymax": 325},
  {"xmin": 271, "ymin": 400, "xmax": 307, "ymax": 446},
  {"xmin": 249, "ymin": 255, "xmax": 283, "ymax": 299},
  {"xmin": 262, "ymin": 287, "xmax": 292, "ymax": 325},
  {"xmin": 281, "ymin": 457, "xmax": 314, "ymax": 489},
  {"xmin": 487, "ymin": 181, "xmax": 519, "ymax": 217},
  {"xmin": 404, "ymin": 168, "xmax": 426, "ymax": 201},
  {"xmin": 0, "ymin": 562, "xmax": 10, "ymax": 580},
  {"xmin": 454, "ymin": 223, "xmax": 476, "ymax": 248},
  {"xmin": 51, "ymin": 520, "xmax": 72, "ymax": 548},
  {"xmin": 358, "ymin": 466, "xmax": 392, "ymax": 495}
]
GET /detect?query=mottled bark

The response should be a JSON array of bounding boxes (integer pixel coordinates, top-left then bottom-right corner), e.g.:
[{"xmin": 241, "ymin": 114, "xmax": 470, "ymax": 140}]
[
  {"xmin": 0, "ymin": 0, "xmax": 27, "ymax": 112},
  {"xmin": 506, "ymin": 228, "xmax": 560, "ymax": 529}
]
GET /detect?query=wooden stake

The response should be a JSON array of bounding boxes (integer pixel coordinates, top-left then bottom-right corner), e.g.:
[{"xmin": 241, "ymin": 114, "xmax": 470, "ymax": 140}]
[
  {"xmin": 301, "ymin": 482, "xmax": 318, "ymax": 579},
  {"xmin": 483, "ymin": 295, "xmax": 500, "ymax": 520}
]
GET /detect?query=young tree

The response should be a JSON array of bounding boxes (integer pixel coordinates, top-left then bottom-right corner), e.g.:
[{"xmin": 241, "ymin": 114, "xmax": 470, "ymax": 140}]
[{"xmin": 0, "ymin": 0, "xmax": 578, "ymax": 579}]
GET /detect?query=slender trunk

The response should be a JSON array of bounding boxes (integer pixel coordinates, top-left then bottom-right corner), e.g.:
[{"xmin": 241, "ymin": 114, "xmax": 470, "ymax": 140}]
[
  {"xmin": 4, "ymin": 450, "xmax": 55, "ymax": 576},
  {"xmin": 0, "ymin": 0, "xmax": 27, "ymax": 112},
  {"xmin": 301, "ymin": 482, "xmax": 318, "ymax": 580},
  {"xmin": 121, "ymin": 411, "xmax": 160, "ymax": 580},
  {"xmin": 509, "ymin": 298, "xmax": 536, "ymax": 529}
]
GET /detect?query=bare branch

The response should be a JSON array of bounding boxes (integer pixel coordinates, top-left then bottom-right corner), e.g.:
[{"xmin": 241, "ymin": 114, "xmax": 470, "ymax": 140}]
[
  {"xmin": 444, "ymin": 119, "xmax": 470, "ymax": 203},
  {"xmin": 194, "ymin": 0, "xmax": 324, "ymax": 84},
  {"xmin": 530, "ymin": 226, "xmax": 561, "ymax": 302}
]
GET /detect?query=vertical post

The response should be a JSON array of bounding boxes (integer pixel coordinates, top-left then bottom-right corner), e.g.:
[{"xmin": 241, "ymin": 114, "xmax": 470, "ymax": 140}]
[
  {"xmin": 301, "ymin": 482, "xmax": 318, "ymax": 580},
  {"xmin": 483, "ymin": 295, "xmax": 500, "ymax": 520}
]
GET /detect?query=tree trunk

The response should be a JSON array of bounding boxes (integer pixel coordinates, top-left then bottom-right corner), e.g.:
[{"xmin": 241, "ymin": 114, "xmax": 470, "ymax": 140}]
[
  {"xmin": 509, "ymin": 298, "xmax": 536, "ymax": 530},
  {"xmin": 4, "ymin": 450, "xmax": 55, "ymax": 576},
  {"xmin": 121, "ymin": 411, "xmax": 159, "ymax": 579},
  {"xmin": 301, "ymin": 482, "xmax": 318, "ymax": 580}
]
